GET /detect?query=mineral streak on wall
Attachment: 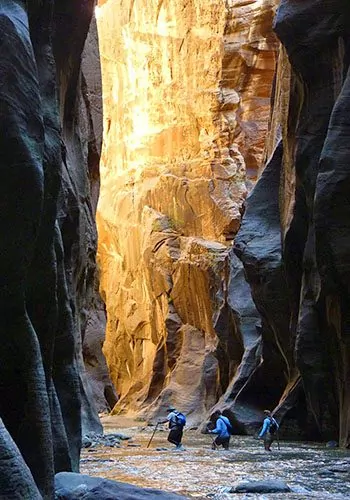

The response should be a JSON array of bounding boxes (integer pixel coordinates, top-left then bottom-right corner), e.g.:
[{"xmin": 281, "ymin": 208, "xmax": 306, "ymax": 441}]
[{"xmin": 96, "ymin": 0, "xmax": 278, "ymax": 419}]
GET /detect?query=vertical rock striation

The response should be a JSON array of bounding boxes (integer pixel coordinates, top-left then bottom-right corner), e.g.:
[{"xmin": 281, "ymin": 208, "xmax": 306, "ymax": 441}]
[
  {"xmin": 0, "ymin": 0, "xmax": 102, "ymax": 496},
  {"xmin": 236, "ymin": 1, "xmax": 350, "ymax": 446},
  {"xmin": 96, "ymin": 0, "xmax": 278, "ymax": 421}
]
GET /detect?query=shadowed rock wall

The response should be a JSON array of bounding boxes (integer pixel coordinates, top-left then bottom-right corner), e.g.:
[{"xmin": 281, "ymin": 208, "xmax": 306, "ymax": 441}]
[
  {"xmin": 235, "ymin": 1, "xmax": 350, "ymax": 447},
  {"xmin": 96, "ymin": 0, "xmax": 278, "ymax": 422},
  {"xmin": 0, "ymin": 0, "xmax": 103, "ymax": 496}
]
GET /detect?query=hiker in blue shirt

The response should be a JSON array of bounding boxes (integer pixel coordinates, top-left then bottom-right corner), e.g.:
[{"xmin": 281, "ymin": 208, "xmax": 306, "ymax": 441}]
[
  {"xmin": 209, "ymin": 410, "xmax": 232, "ymax": 450},
  {"xmin": 159, "ymin": 406, "xmax": 186, "ymax": 450},
  {"xmin": 258, "ymin": 410, "xmax": 279, "ymax": 451}
]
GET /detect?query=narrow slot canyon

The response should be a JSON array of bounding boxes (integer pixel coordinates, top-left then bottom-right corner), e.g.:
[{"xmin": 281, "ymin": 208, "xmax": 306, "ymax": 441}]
[
  {"xmin": 93, "ymin": 0, "xmax": 278, "ymax": 425},
  {"xmin": 0, "ymin": 1, "xmax": 349, "ymax": 499}
]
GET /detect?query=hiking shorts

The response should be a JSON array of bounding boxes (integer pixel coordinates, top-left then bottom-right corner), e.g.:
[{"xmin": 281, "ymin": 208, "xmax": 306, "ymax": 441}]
[
  {"xmin": 168, "ymin": 428, "xmax": 183, "ymax": 446},
  {"xmin": 214, "ymin": 435, "xmax": 230, "ymax": 449}
]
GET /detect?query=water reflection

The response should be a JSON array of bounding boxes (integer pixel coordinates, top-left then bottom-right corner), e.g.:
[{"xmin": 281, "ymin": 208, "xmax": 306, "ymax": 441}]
[{"xmin": 80, "ymin": 427, "xmax": 350, "ymax": 499}]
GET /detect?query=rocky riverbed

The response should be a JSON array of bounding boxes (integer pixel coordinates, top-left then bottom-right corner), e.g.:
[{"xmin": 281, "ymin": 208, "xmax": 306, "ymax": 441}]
[{"xmin": 80, "ymin": 418, "xmax": 350, "ymax": 499}]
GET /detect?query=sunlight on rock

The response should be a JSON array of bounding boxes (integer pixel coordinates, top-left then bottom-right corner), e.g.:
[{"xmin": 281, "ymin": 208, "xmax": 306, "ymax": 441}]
[{"xmin": 95, "ymin": 0, "xmax": 278, "ymax": 419}]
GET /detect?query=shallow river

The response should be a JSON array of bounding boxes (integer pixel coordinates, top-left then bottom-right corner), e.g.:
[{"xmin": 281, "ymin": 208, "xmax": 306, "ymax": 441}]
[{"xmin": 80, "ymin": 424, "xmax": 350, "ymax": 499}]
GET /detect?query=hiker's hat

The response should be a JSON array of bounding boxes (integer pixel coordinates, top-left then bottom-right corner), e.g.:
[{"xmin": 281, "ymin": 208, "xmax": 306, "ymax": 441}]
[
  {"xmin": 263, "ymin": 409, "xmax": 271, "ymax": 414},
  {"xmin": 167, "ymin": 406, "xmax": 176, "ymax": 412}
]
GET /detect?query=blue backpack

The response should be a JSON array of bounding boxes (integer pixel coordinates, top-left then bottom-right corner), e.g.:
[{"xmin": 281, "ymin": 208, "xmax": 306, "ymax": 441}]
[
  {"xmin": 175, "ymin": 412, "xmax": 186, "ymax": 427},
  {"xmin": 220, "ymin": 416, "xmax": 234, "ymax": 435}
]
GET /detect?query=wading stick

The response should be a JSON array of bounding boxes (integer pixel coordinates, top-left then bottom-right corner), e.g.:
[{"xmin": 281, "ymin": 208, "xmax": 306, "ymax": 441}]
[{"xmin": 147, "ymin": 422, "xmax": 159, "ymax": 448}]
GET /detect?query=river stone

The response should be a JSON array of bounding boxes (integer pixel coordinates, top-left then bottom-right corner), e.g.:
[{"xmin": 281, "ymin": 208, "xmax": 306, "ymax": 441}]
[
  {"xmin": 318, "ymin": 464, "xmax": 350, "ymax": 475},
  {"xmin": 81, "ymin": 437, "xmax": 92, "ymax": 449},
  {"xmin": 55, "ymin": 472, "xmax": 188, "ymax": 499},
  {"xmin": 326, "ymin": 440, "xmax": 338, "ymax": 448},
  {"xmin": 230, "ymin": 479, "xmax": 291, "ymax": 493},
  {"xmin": 108, "ymin": 432, "xmax": 131, "ymax": 440}
]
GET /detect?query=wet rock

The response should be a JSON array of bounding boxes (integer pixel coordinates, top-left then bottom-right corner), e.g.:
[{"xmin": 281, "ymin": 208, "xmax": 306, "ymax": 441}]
[
  {"xmin": 326, "ymin": 440, "xmax": 339, "ymax": 448},
  {"xmin": 81, "ymin": 437, "xmax": 92, "ymax": 449},
  {"xmin": 207, "ymin": 487, "xmax": 232, "ymax": 499},
  {"xmin": 318, "ymin": 464, "xmax": 350, "ymax": 476},
  {"xmin": 82, "ymin": 432, "xmax": 129, "ymax": 448},
  {"xmin": 0, "ymin": 420, "xmax": 42, "ymax": 500},
  {"xmin": 55, "ymin": 472, "xmax": 188, "ymax": 499},
  {"xmin": 230, "ymin": 479, "xmax": 291, "ymax": 493},
  {"xmin": 290, "ymin": 485, "xmax": 313, "ymax": 494},
  {"xmin": 109, "ymin": 432, "xmax": 132, "ymax": 441}
]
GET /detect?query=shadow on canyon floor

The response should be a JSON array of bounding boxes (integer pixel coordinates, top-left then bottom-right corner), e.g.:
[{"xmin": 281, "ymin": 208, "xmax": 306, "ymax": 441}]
[{"xmin": 80, "ymin": 418, "xmax": 350, "ymax": 499}]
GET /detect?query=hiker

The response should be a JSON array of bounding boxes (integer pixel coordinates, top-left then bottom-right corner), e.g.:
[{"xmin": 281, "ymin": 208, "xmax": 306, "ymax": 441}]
[
  {"xmin": 208, "ymin": 410, "xmax": 232, "ymax": 450},
  {"xmin": 159, "ymin": 406, "xmax": 186, "ymax": 450},
  {"xmin": 258, "ymin": 410, "xmax": 279, "ymax": 451}
]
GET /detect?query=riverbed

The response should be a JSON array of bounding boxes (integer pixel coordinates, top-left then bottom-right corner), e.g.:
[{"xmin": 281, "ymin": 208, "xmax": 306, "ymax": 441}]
[{"xmin": 80, "ymin": 418, "xmax": 350, "ymax": 499}]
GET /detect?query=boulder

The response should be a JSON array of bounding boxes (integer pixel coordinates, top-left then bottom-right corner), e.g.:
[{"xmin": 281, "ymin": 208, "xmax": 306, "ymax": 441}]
[
  {"xmin": 55, "ymin": 472, "xmax": 188, "ymax": 499},
  {"xmin": 230, "ymin": 479, "xmax": 291, "ymax": 493}
]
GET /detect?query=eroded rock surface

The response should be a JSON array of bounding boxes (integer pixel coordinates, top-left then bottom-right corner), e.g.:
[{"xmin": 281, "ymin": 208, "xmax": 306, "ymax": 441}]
[
  {"xmin": 235, "ymin": 0, "xmax": 350, "ymax": 446},
  {"xmin": 96, "ymin": 0, "xmax": 278, "ymax": 421},
  {"xmin": 0, "ymin": 0, "xmax": 103, "ymax": 496},
  {"xmin": 55, "ymin": 472, "xmax": 188, "ymax": 500}
]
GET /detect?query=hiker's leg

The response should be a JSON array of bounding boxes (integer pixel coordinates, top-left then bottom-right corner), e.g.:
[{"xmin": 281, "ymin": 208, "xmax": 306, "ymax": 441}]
[
  {"xmin": 168, "ymin": 430, "xmax": 178, "ymax": 445},
  {"xmin": 264, "ymin": 437, "xmax": 270, "ymax": 451},
  {"xmin": 265, "ymin": 436, "xmax": 272, "ymax": 451},
  {"xmin": 216, "ymin": 436, "xmax": 227, "ymax": 449},
  {"xmin": 222, "ymin": 438, "xmax": 230, "ymax": 450},
  {"xmin": 268, "ymin": 436, "xmax": 274, "ymax": 451},
  {"xmin": 168, "ymin": 429, "xmax": 181, "ymax": 446}
]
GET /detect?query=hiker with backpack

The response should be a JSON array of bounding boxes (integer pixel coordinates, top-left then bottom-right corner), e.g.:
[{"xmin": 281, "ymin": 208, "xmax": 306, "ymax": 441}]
[
  {"xmin": 208, "ymin": 410, "xmax": 233, "ymax": 450},
  {"xmin": 258, "ymin": 410, "xmax": 279, "ymax": 451},
  {"xmin": 159, "ymin": 406, "xmax": 186, "ymax": 450}
]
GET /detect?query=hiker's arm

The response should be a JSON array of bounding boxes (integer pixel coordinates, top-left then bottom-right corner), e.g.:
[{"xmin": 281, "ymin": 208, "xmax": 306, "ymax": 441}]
[
  {"xmin": 258, "ymin": 419, "xmax": 268, "ymax": 437},
  {"xmin": 209, "ymin": 423, "xmax": 218, "ymax": 434},
  {"xmin": 210, "ymin": 419, "xmax": 223, "ymax": 434}
]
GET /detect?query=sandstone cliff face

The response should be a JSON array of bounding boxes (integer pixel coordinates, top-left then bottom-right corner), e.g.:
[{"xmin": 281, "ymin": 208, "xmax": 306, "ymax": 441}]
[
  {"xmin": 96, "ymin": 0, "xmax": 278, "ymax": 421},
  {"xmin": 236, "ymin": 1, "xmax": 350, "ymax": 447},
  {"xmin": 0, "ymin": 0, "xmax": 102, "ymax": 496}
]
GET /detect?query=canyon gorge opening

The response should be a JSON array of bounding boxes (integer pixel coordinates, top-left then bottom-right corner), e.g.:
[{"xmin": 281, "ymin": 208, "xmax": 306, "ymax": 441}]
[
  {"xmin": 94, "ymin": 0, "xmax": 279, "ymax": 428},
  {"xmin": 92, "ymin": 0, "xmax": 350, "ymax": 450}
]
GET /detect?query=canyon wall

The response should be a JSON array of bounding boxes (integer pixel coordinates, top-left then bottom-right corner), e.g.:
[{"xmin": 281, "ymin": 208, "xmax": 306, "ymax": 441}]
[
  {"xmin": 0, "ymin": 0, "xmax": 103, "ymax": 496},
  {"xmin": 236, "ymin": 0, "xmax": 350, "ymax": 446},
  {"xmin": 96, "ymin": 0, "xmax": 279, "ymax": 423}
]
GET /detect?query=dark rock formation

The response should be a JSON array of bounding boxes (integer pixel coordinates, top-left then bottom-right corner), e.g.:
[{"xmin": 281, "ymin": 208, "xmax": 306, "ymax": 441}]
[
  {"xmin": 234, "ymin": 0, "xmax": 350, "ymax": 447},
  {"xmin": 230, "ymin": 479, "xmax": 291, "ymax": 494},
  {"xmin": 53, "ymin": 1, "xmax": 104, "ymax": 437},
  {"xmin": 0, "ymin": 419, "xmax": 42, "ymax": 500},
  {"xmin": 55, "ymin": 472, "xmax": 188, "ymax": 500},
  {"xmin": 0, "ymin": 0, "xmax": 104, "ymax": 497}
]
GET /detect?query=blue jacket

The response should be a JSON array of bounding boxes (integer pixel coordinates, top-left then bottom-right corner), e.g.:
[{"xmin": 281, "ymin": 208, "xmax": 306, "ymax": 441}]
[
  {"xmin": 259, "ymin": 417, "xmax": 279, "ymax": 437},
  {"xmin": 210, "ymin": 416, "xmax": 231, "ymax": 438}
]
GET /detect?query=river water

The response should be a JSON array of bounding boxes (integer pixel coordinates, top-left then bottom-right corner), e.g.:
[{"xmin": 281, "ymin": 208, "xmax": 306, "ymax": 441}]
[{"xmin": 80, "ymin": 421, "xmax": 350, "ymax": 499}]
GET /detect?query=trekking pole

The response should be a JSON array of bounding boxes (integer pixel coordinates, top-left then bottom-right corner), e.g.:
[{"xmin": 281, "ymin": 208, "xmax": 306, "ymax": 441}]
[
  {"xmin": 147, "ymin": 422, "xmax": 159, "ymax": 449},
  {"xmin": 209, "ymin": 432, "xmax": 217, "ymax": 449}
]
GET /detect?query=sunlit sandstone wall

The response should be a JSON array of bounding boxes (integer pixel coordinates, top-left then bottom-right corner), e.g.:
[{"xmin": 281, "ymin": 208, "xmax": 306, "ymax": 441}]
[{"xmin": 96, "ymin": 0, "xmax": 278, "ymax": 420}]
